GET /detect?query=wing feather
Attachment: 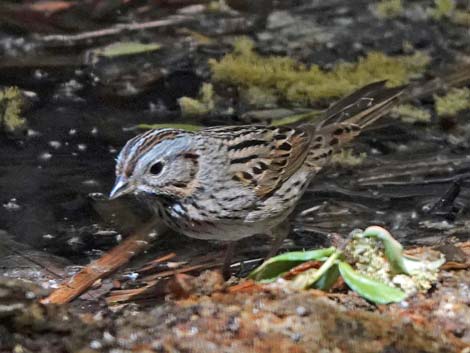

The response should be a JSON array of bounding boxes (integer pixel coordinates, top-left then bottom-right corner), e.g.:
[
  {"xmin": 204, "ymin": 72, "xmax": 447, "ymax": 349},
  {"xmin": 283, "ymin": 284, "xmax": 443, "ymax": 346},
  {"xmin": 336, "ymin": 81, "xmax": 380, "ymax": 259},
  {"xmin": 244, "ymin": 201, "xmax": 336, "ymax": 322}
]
[
  {"xmin": 200, "ymin": 81, "xmax": 403, "ymax": 199},
  {"xmin": 203, "ymin": 126, "xmax": 312, "ymax": 198}
]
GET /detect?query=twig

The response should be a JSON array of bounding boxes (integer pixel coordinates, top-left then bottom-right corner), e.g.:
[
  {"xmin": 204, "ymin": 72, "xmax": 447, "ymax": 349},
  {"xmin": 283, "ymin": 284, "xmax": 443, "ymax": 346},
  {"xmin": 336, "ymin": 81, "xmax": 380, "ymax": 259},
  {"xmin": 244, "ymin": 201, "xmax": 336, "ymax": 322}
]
[
  {"xmin": 138, "ymin": 252, "xmax": 177, "ymax": 272},
  {"xmin": 106, "ymin": 263, "xmax": 217, "ymax": 304},
  {"xmin": 41, "ymin": 218, "xmax": 167, "ymax": 304},
  {"xmin": 40, "ymin": 16, "xmax": 191, "ymax": 43}
]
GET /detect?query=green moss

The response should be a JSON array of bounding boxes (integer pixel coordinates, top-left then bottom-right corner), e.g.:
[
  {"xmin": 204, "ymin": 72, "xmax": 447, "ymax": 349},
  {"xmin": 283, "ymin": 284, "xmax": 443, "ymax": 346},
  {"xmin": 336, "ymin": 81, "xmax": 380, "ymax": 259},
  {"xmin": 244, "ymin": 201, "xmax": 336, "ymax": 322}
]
[
  {"xmin": 434, "ymin": 87, "xmax": 470, "ymax": 118},
  {"xmin": 0, "ymin": 87, "xmax": 26, "ymax": 134},
  {"xmin": 392, "ymin": 104, "xmax": 431, "ymax": 123},
  {"xmin": 178, "ymin": 83, "xmax": 215, "ymax": 116},
  {"xmin": 240, "ymin": 86, "xmax": 278, "ymax": 108},
  {"xmin": 331, "ymin": 149, "xmax": 367, "ymax": 167},
  {"xmin": 451, "ymin": 9, "xmax": 470, "ymax": 26},
  {"xmin": 375, "ymin": 0, "xmax": 404, "ymax": 19},
  {"xmin": 430, "ymin": 0, "xmax": 455, "ymax": 19},
  {"xmin": 429, "ymin": 0, "xmax": 470, "ymax": 26},
  {"xmin": 210, "ymin": 37, "xmax": 429, "ymax": 106},
  {"xmin": 401, "ymin": 40, "xmax": 415, "ymax": 54}
]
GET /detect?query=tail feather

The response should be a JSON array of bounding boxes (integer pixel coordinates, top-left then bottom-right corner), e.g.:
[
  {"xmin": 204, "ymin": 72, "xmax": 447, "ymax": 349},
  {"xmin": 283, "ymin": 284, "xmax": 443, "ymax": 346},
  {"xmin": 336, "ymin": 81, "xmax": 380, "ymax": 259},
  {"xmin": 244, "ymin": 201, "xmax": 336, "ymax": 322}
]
[
  {"xmin": 318, "ymin": 81, "xmax": 404, "ymax": 129},
  {"xmin": 323, "ymin": 80, "xmax": 388, "ymax": 120},
  {"xmin": 303, "ymin": 81, "xmax": 404, "ymax": 169}
]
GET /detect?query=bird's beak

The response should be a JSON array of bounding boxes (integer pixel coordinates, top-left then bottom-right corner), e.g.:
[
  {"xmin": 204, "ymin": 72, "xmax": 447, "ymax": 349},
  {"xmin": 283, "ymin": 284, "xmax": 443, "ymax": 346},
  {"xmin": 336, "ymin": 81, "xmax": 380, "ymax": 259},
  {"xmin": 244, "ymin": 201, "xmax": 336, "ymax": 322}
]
[{"xmin": 109, "ymin": 177, "xmax": 133, "ymax": 200}]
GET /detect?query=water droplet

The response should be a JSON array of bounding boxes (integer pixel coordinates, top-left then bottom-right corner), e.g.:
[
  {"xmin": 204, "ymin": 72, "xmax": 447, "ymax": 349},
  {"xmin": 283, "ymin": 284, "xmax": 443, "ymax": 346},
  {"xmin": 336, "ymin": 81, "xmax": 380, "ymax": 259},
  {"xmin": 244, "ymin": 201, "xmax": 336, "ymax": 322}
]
[
  {"xmin": 38, "ymin": 152, "xmax": 52, "ymax": 161},
  {"xmin": 49, "ymin": 140, "xmax": 61, "ymax": 149}
]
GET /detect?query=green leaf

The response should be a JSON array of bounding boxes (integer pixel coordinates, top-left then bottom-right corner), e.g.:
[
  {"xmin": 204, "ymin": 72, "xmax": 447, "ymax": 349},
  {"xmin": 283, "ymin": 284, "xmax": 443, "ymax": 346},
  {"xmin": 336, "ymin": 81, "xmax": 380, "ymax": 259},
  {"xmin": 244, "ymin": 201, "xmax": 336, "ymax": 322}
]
[
  {"xmin": 91, "ymin": 41, "xmax": 161, "ymax": 58},
  {"xmin": 290, "ymin": 250, "xmax": 341, "ymax": 289},
  {"xmin": 338, "ymin": 262, "xmax": 407, "ymax": 304},
  {"xmin": 248, "ymin": 247, "xmax": 336, "ymax": 281},
  {"xmin": 361, "ymin": 226, "xmax": 445, "ymax": 275},
  {"xmin": 361, "ymin": 226, "xmax": 407, "ymax": 274},
  {"xmin": 313, "ymin": 264, "xmax": 340, "ymax": 291},
  {"xmin": 401, "ymin": 255, "xmax": 445, "ymax": 273}
]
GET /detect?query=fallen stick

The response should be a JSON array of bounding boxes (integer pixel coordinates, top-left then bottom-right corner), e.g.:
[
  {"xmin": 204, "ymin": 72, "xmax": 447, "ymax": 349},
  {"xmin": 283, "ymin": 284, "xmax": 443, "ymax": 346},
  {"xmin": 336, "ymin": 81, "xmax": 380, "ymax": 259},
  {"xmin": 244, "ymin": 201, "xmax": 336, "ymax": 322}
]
[
  {"xmin": 40, "ymin": 16, "xmax": 190, "ymax": 43},
  {"xmin": 41, "ymin": 218, "xmax": 167, "ymax": 304},
  {"xmin": 106, "ymin": 263, "xmax": 216, "ymax": 304}
]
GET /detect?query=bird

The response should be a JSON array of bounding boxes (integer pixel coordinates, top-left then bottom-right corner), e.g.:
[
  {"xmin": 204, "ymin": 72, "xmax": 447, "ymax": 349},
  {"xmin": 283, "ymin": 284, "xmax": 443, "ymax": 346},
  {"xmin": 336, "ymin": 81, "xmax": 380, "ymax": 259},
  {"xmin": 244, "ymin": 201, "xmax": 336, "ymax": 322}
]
[{"xmin": 109, "ymin": 81, "xmax": 403, "ymax": 278}]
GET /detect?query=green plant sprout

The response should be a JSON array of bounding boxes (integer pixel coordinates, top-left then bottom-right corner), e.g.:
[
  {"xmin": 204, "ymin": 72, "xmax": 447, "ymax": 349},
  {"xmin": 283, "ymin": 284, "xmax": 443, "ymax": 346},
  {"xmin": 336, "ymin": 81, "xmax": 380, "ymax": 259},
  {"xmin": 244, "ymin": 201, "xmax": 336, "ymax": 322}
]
[{"xmin": 249, "ymin": 226, "xmax": 445, "ymax": 304}]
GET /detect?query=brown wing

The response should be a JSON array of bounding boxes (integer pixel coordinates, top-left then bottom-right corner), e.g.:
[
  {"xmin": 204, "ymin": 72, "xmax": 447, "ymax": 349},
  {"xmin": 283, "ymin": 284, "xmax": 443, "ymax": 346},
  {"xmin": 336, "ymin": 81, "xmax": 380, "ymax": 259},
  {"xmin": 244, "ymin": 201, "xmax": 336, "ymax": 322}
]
[
  {"xmin": 201, "ymin": 82, "xmax": 403, "ymax": 199},
  {"xmin": 202, "ymin": 125, "xmax": 312, "ymax": 198}
]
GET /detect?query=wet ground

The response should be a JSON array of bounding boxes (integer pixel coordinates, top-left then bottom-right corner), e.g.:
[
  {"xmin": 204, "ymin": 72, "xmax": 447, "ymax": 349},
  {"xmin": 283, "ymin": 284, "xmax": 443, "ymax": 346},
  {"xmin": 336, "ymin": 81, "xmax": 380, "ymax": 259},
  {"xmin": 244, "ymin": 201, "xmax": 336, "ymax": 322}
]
[{"xmin": 0, "ymin": 0, "xmax": 469, "ymax": 352}]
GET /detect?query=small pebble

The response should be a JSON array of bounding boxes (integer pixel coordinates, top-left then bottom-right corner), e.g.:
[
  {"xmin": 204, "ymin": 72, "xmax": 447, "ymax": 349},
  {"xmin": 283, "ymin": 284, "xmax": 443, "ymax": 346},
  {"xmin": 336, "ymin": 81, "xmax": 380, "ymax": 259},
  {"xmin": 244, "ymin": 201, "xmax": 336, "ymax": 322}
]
[
  {"xmin": 124, "ymin": 272, "xmax": 139, "ymax": 281},
  {"xmin": 296, "ymin": 306, "xmax": 308, "ymax": 316},
  {"xmin": 90, "ymin": 340, "xmax": 102, "ymax": 349},
  {"xmin": 27, "ymin": 129, "xmax": 41, "ymax": 137}
]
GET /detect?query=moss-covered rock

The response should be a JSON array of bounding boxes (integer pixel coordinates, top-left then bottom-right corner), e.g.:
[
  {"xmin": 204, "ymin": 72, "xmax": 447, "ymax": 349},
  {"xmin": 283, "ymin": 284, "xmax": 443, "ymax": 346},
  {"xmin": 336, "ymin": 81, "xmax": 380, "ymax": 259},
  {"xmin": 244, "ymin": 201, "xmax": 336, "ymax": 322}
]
[{"xmin": 210, "ymin": 37, "xmax": 429, "ymax": 106}]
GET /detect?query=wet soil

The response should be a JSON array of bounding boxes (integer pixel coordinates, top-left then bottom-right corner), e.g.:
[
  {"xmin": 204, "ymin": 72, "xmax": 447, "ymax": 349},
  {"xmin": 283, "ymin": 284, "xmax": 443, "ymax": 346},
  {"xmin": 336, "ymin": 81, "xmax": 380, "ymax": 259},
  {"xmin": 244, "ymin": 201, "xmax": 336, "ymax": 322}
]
[{"xmin": 1, "ymin": 257, "xmax": 469, "ymax": 353}]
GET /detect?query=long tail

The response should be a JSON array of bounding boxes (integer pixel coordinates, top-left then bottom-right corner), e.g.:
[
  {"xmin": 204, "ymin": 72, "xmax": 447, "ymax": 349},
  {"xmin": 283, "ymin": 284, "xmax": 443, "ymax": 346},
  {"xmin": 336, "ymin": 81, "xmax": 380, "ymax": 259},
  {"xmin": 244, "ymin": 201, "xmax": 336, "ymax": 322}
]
[
  {"xmin": 317, "ymin": 80, "xmax": 404, "ymax": 130},
  {"xmin": 302, "ymin": 81, "xmax": 404, "ymax": 169}
]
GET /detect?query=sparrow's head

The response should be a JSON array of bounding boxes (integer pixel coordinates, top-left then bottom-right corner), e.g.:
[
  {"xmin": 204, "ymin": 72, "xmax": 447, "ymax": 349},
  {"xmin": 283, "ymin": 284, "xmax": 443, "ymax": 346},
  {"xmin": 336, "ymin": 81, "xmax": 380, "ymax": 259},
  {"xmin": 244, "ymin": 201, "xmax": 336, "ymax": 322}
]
[{"xmin": 110, "ymin": 129, "xmax": 199, "ymax": 200}]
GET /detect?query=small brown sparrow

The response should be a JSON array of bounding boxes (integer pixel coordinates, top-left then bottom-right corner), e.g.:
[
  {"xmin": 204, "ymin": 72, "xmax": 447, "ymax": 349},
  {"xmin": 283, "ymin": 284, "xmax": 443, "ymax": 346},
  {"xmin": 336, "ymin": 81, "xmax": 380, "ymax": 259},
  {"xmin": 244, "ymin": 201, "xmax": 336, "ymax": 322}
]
[{"xmin": 110, "ymin": 81, "xmax": 402, "ymax": 277}]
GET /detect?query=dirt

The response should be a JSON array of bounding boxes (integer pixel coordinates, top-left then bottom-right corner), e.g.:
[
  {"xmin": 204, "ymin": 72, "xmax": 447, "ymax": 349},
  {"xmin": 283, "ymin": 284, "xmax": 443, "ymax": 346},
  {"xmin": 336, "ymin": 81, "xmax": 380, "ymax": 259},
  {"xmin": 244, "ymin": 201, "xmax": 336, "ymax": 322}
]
[{"xmin": 1, "ymin": 259, "xmax": 469, "ymax": 353}]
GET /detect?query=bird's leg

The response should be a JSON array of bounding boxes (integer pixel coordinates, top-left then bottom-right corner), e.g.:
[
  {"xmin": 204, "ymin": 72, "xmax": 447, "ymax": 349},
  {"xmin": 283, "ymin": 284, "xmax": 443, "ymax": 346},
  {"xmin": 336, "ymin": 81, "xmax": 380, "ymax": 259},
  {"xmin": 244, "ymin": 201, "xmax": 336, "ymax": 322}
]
[
  {"xmin": 222, "ymin": 241, "xmax": 237, "ymax": 280},
  {"xmin": 265, "ymin": 221, "xmax": 290, "ymax": 260}
]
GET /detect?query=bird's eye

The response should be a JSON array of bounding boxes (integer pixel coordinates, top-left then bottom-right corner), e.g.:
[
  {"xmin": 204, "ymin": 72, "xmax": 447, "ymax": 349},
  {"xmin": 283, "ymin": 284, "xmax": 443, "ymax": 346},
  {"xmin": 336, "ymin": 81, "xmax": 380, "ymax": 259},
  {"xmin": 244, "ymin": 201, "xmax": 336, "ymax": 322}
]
[{"xmin": 149, "ymin": 161, "xmax": 164, "ymax": 175}]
